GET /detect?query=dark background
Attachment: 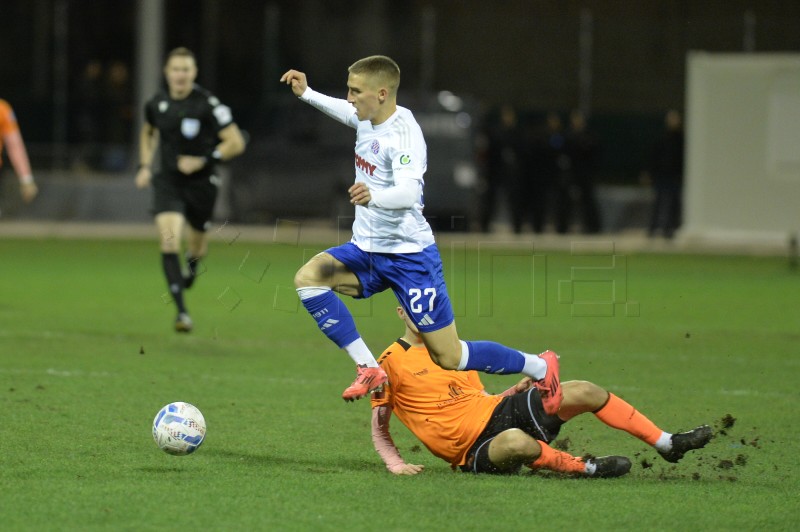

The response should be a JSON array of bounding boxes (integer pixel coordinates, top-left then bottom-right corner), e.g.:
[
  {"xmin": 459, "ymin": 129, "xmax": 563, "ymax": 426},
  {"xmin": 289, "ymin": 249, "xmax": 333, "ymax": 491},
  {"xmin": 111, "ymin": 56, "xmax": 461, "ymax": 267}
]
[{"xmin": 1, "ymin": 0, "xmax": 799, "ymax": 224}]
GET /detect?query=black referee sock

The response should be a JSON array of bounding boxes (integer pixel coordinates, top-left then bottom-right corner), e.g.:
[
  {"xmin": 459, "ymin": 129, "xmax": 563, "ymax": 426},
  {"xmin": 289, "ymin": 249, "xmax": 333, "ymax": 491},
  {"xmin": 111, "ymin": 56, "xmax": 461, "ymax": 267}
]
[
  {"xmin": 184, "ymin": 254, "xmax": 203, "ymax": 289},
  {"xmin": 161, "ymin": 252, "xmax": 187, "ymax": 314}
]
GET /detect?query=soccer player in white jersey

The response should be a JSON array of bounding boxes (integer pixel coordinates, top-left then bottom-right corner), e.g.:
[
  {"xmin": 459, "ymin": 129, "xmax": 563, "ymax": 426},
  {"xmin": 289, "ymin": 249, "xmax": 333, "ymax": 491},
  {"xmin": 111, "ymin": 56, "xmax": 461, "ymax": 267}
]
[{"xmin": 280, "ymin": 56, "xmax": 562, "ymax": 406}]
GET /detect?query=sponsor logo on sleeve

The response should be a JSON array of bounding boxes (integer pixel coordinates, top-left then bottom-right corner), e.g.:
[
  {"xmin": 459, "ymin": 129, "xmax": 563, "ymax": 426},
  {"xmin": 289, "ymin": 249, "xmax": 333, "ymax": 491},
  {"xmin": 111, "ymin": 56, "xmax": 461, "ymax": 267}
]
[
  {"xmin": 400, "ymin": 154, "xmax": 411, "ymax": 165},
  {"xmin": 213, "ymin": 104, "xmax": 233, "ymax": 126}
]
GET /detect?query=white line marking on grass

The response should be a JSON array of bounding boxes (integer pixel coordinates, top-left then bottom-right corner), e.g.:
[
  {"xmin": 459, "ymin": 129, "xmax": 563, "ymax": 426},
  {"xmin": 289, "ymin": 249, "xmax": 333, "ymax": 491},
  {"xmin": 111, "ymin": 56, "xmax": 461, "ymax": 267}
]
[
  {"xmin": 46, "ymin": 368, "xmax": 113, "ymax": 378},
  {"xmin": 0, "ymin": 367, "xmax": 324, "ymax": 386},
  {"xmin": 0, "ymin": 368, "xmax": 113, "ymax": 378},
  {"xmin": 717, "ymin": 388, "xmax": 787, "ymax": 397},
  {"xmin": 574, "ymin": 384, "xmax": 790, "ymax": 399},
  {"xmin": 197, "ymin": 372, "xmax": 329, "ymax": 386}
]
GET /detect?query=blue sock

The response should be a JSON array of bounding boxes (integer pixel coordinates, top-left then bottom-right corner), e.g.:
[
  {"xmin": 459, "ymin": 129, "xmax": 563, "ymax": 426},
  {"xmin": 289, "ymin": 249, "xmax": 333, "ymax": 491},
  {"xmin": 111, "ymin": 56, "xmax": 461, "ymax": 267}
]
[
  {"xmin": 463, "ymin": 341, "xmax": 526, "ymax": 374},
  {"xmin": 299, "ymin": 289, "xmax": 360, "ymax": 349}
]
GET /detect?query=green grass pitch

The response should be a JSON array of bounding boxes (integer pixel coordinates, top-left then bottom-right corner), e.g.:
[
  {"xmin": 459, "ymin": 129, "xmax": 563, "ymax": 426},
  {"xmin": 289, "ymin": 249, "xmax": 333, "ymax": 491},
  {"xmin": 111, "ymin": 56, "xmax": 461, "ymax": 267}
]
[{"xmin": 0, "ymin": 233, "xmax": 797, "ymax": 530}]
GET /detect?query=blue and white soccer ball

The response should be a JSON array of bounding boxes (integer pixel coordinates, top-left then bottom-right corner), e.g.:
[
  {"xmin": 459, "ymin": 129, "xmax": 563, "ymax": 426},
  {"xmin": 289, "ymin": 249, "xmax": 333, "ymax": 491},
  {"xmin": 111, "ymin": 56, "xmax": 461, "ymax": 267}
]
[{"xmin": 152, "ymin": 402, "xmax": 206, "ymax": 455}]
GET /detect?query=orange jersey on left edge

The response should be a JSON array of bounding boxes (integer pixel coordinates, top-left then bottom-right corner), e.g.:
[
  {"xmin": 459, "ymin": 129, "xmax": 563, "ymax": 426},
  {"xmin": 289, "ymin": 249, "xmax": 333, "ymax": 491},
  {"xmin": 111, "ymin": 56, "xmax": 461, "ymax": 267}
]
[
  {"xmin": 0, "ymin": 99, "xmax": 21, "ymax": 167},
  {"xmin": 371, "ymin": 340, "xmax": 502, "ymax": 467}
]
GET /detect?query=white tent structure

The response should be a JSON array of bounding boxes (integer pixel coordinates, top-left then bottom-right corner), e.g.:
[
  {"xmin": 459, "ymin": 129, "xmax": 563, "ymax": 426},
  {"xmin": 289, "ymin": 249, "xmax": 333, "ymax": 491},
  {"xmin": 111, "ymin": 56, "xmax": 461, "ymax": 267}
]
[{"xmin": 682, "ymin": 52, "xmax": 800, "ymax": 248}]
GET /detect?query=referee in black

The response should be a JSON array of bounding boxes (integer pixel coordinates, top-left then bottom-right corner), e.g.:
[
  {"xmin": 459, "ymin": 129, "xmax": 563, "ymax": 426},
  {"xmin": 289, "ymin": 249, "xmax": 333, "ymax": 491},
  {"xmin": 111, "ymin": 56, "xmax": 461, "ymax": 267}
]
[{"xmin": 135, "ymin": 47, "xmax": 246, "ymax": 332}]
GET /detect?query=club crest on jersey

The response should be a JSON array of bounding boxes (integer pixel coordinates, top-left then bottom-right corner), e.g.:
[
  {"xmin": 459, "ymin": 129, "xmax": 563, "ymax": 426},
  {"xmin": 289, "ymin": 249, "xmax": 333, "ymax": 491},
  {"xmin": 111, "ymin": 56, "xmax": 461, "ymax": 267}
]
[
  {"xmin": 181, "ymin": 118, "xmax": 200, "ymax": 139},
  {"xmin": 400, "ymin": 154, "xmax": 411, "ymax": 165},
  {"xmin": 370, "ymin": 140, "xmax": 380, "ymax": 154},
  {"xmin": 158, "ymin": 101, "xmax": 169, "ymax": 112}
]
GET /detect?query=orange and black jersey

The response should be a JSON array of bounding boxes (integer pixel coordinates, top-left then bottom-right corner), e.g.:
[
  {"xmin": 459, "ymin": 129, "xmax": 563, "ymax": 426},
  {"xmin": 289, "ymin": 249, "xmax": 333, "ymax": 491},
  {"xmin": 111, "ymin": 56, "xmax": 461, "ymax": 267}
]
[
  {"xmin": 371, "ymin": 339, "xmax": 502, "ymax": 467},
  {"xmin": 143, "ymin": 85, "xmax": 233, "ymax": 176}
]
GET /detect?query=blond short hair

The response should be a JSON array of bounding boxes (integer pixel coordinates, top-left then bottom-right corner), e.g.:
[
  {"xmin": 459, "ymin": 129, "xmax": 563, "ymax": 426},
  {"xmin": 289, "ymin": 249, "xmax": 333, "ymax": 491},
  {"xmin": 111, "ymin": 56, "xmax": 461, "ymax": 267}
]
[{"xmin": 348, "ymin": 55, "xmax": 400, "ymax": 94}]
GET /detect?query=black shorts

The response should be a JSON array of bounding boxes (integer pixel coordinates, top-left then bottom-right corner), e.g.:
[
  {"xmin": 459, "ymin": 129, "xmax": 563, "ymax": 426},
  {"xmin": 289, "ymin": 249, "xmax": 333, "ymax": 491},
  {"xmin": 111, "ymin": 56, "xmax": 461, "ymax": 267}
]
[
  {"xmin": 151, "ymin": 171, "xmax": 220, "ymax": 232},
  {"xmin": 461, "ymin": 388, "xmax": 564, "ymax": 474}
]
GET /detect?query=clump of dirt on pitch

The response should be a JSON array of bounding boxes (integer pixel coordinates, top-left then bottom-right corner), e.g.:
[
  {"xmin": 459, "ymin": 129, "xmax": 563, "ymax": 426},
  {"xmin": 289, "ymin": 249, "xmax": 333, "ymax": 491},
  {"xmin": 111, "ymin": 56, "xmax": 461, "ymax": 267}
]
[
  {"xmin": 716, "ymin": 414, "xmax": 736, "ymax": 435},
  {"xmin": 552, "ymin": 437, "xmax": 571, "ymax": 451}
]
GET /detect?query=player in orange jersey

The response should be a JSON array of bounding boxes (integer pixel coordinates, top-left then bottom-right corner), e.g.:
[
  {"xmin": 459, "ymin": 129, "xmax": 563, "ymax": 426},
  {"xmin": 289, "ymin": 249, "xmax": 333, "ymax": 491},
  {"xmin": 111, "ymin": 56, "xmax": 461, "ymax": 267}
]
[
  {"xmin": 371, "ymin": 306, "xmax": 712, "ymax": 476},
  {"xmin": 0, "ymin": 99, "xmax": 38, "ymax": 203}
]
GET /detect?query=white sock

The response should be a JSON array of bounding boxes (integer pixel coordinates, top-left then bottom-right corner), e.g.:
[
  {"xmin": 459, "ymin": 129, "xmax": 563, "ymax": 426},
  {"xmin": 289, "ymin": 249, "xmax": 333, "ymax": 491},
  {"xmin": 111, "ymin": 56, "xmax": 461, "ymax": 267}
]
[
  {"xmin": 343, "ymin": 337, "xmax": 378, "ymax": 367},
  {"xmin": 653, "ymin": 431, "xmax": 673, "ymax": 452},
  {"xmin": 296, "ymin": 285, "xmax": 331, "ymax": 300},
  {"xmin": 522, "ymin": 353, "xmax": 547, "ymax": 380},
  {"xmin": 457, "ymin": 341, "xmax": 470, "ymax": 371}
]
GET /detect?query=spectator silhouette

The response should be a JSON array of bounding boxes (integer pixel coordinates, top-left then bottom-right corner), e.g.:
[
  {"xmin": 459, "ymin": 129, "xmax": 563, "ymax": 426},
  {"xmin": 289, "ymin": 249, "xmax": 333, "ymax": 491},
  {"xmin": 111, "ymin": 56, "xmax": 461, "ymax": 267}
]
[
  {"xmin": 478, "ymin": 104, "xmax": 526, "ymax": 233},
  {"xmin": 541, "ymin": 112, "xmax": 571, "ymax": 233},
  {"xmin": 72, "ymin": 60, "xmax": 104, "ymax": 171},
  {"xmin": 522, "ymin": 112, "xmax": 557, "ymax": 233},
  {"xmin": 102, "ymin": 60, "xmax": 133, "ymax": 171},
  {"xmin": 565, "ymin": 109, "xmax": 602, "ymax": 233},
  {"xmin": 644, "ymin": 109, "xmax": 684, "ymax": 238}
]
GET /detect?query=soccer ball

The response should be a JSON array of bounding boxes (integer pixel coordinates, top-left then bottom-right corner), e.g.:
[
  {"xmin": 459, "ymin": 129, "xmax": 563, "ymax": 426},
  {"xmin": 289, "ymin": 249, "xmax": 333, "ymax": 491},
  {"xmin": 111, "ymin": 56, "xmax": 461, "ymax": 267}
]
[{"xmin": 152, "ymin": 402, "xmax": 206, "ymax": 455}]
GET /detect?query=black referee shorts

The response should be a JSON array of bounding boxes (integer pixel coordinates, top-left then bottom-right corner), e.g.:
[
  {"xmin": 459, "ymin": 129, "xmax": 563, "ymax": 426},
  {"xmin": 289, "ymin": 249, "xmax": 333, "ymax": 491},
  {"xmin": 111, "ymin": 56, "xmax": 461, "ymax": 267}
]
[
  {"xmin": 461, "ymin": 388, "xmax": 564, "ymax": 474},
  {"xmin": 151, "ymin": 171, "xmax": 220, "ymax": 232}
]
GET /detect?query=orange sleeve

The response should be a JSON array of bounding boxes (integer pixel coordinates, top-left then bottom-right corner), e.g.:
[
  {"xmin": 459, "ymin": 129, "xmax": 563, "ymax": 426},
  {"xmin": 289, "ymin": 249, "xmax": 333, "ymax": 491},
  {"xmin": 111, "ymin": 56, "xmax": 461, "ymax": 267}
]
[
  {"xmin": 371, "ymin": 341, "xmax": 404, "ymax": 409},
  {"xmin": 466, "ymin": 370, "xmax": 485, "ymax": 392},
  {"xmin": 0, "ymin": 99, "xmax": 20, "ymax": 137}
]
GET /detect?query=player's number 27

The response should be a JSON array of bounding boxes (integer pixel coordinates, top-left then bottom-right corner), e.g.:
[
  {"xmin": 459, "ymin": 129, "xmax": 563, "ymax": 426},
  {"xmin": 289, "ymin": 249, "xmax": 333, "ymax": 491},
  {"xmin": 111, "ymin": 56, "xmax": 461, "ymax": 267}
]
[{"xmin": 409, "ymin": 288, "xmax": 437, "ymax": 313}]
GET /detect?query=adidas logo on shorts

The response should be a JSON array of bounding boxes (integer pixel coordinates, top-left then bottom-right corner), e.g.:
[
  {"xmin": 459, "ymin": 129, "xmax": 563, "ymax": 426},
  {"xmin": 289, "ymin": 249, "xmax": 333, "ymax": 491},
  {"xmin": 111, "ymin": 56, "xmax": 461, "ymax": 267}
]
[{"xmin": 417, "ymin": 314, "xmax": 435, "ymax": 327}]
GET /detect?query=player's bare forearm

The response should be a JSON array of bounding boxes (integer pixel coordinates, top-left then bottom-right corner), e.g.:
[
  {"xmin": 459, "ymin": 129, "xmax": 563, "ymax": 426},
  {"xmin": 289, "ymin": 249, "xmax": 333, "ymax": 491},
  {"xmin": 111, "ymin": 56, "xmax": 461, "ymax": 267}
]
[
  {"xmin": 215, "ymin": 123, "xmax": 246, "ymax": 160},
  {"xmin": 279, "ymin": 69, "xmax": 308, "ymax": 97},
  {"xmin": 4, "ymin": 132, "xmax": 37, "ymax": 202},
  {"xmin": 5, "ymin": 131, "xmax": 32, "ymax": 178},
  {"xmin": 372, "ymin": 405, "xmax": 416, "ymax": 474},
  {"xmin": 175, "ymin": 124, "xmax": 244, "ymax": 175},
  {"xmin": 134, "ymin": 167, "xmax": 152, "ymax": 189},
  {"xmin": 138, "ymin": 124, "xmax": 158, "ymax": 166},
  {"xmin": 136, "ymin": 124, "xmax": 157, "ymax": 188},
  {"xmin": 498, "ymin": 376, "xmax": 534, "ymax": 397},
  {"xmin": 176, "ymin": 155, "xmax": 208, "ymax": 175}
]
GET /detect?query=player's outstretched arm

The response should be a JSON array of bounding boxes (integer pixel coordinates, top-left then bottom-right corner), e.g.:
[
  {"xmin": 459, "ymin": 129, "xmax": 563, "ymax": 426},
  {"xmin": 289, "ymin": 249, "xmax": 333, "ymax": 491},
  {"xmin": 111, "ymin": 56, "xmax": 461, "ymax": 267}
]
[
  {"xmin": 281, "ymin": 69, "xmax": 358, "ymax": 127},
  {"xmin": 4, "ymin": 130, "xmax": 37, "ymax": 202},
  {"xmin": 279, "ymin": 69, "xmax": 308, "ymax": 97},
  {"xmin": 371, "ymin": 405, "xmax": 425, "ymax": 475}
]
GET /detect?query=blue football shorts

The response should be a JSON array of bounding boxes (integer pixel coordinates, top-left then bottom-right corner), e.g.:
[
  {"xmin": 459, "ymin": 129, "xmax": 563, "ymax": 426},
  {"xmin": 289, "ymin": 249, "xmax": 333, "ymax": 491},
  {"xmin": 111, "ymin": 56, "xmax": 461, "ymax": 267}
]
[{"xmin": 326, "ymin": 242, "xmax": 454, "ymax": 333}]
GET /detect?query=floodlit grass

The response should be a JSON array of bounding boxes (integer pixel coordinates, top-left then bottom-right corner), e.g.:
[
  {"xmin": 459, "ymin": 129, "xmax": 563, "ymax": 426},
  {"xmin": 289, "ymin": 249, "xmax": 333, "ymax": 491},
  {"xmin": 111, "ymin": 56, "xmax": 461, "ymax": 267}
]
[{"xmin": 0, "ymin": 235, "xmax": 797, "ymax": 530}]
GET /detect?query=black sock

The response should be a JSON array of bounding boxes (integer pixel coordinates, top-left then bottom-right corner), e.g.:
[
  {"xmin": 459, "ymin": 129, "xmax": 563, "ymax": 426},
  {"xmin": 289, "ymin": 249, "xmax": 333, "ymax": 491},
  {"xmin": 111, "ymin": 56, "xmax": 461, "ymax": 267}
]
[
  {"xmin": 184, "ymin": 254, "xmax": 203, "ymax": 288},
  {"xmin": 161, "ymin": 252, "xmax": 187, "ymax": 314}
]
